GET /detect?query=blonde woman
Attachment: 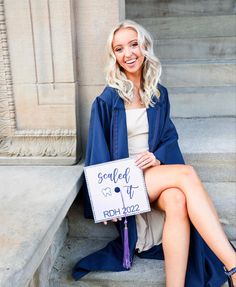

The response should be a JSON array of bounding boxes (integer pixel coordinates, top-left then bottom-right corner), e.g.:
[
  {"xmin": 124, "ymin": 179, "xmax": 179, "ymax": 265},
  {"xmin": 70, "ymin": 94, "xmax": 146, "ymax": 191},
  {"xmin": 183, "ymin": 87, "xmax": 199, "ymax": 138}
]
[{"xmin": 72, "ymin": 20, "xmax": 236, "ymax": 287}]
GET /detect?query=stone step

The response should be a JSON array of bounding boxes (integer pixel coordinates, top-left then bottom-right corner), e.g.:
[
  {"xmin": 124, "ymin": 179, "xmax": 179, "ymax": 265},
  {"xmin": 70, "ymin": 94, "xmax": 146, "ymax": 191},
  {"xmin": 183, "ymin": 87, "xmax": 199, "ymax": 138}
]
[
  {"xmin": 135, "ymin": 15, "xmax": 236, "ymax": 39},
  {"xmin": 205, "ymin": 182, "xmax": 236, "ymax": 240},
  {"xmin": 67, "ymin": 180, "xmax": 236, "ymax": 241},
  {"xmin": 68, "ymin": 199, "xmax": 118, "ymax": 240},
  {"xmin": 168, "ymin": 86, "xmax": 236, "ymax": 118},
  {"xmin": 161, "ymin": 60, "xmax": 236, "ymax": 88},
  {"xmin": 155, "ymin": 37, "xmax": 236, "ymax": 61},
  {"xmin": 49, "ymin": 237, "xmax": 234, "ymax": 287},
  {"xmin": 50, "ymin": 237, "xmax": 165, "ymax": 287},
  {"xmin": 126, "ymin": 0, "xmax": 236, "ymax": 18},
  {"xmin": 0, "ymin": 165, "xmax": 84, "ymax": 287},
  {"xmin": 175, "ymin": 117, "xmax": 236, "ymax": 182}
]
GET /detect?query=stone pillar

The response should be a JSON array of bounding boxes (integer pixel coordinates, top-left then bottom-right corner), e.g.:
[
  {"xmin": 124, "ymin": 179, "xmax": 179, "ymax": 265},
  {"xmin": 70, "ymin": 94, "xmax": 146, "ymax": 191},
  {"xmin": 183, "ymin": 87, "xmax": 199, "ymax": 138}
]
[
  {"xmin": 0, "ymin": 0, "xmax": 125, "ymax": 164},
  {"xmin": 75, "ymin": 0, "xmax": 125, "ymax": 151},
  {"xmin": 0, "ymin": 0, "xmax": 78, "ymax": 164}
]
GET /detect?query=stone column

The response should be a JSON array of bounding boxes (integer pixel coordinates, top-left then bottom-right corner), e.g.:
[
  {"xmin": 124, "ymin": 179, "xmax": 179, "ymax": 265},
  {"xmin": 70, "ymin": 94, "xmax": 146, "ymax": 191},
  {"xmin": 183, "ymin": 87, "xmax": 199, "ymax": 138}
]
[
  {"xmin": 0, "ymin": 0, "xmax": 78, "ymax": 164},
  {"xmin": 0, "ymin": 0, "xmax": 125, "ymax": 164},
  {"xmin": 75, "ymin": 0, "xmax": 125, "ymax": 151}
]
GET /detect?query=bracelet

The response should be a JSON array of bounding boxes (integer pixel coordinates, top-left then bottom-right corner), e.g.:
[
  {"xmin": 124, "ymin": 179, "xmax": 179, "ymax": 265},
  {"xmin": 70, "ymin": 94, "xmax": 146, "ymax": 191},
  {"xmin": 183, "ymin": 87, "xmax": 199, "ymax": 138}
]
[{"xmin": 224, "ymin": 266, "xmax": 236, "ymax": 276}]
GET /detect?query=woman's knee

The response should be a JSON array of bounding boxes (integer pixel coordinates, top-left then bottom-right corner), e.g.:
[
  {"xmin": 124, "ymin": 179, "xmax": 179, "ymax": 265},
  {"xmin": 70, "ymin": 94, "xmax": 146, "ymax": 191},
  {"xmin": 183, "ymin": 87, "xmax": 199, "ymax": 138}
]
[
  {"xmin": 180, "ymin": 165, "xmax": 198, "ymax": 181},
  {"xmin": 160, "ymin": 188, "xmax": 188, "ymax": 220},
  {"xmin": 177, "ymin": 165, "xmax": 200, "ymax": 190}
]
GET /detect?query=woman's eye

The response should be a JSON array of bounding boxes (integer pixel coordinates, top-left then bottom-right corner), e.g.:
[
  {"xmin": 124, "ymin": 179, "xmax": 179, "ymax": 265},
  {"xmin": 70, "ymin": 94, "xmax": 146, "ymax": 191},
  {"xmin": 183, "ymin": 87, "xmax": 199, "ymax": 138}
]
[
  {"xmin": 114, "ymin": 48, "xmax": 122, "ymax": 53},
  {"xmin": 131, "ymin": 42, "xmax": 138, "ymax": 48}
]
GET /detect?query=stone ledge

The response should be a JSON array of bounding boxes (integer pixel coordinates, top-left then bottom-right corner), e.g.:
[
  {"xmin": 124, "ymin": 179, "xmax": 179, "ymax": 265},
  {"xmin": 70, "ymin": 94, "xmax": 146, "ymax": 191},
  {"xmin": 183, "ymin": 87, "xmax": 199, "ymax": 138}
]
[
  {"xmin": 49, "ymin": 237, "xmax": 233, "ymax": 287},
  {"xmin": 126, "ymin": 0, "xmax": 236, "ymax": 18},
  {"xmin": 135, "ymin": 15, "xmax": 236, "ymax": 39},
  {"xmin": 169, "ymin": 86, "xmax": 236, "ymax": 118},
  {"xmin": 175, "ymin": 117, "xmax": 236, "ymax": 182},
  {"xmin": 0, "ymin": 165, "xmax": 84, "ymax": 287},
  {"xmin": 51, "ymin": 238, "xmax": 165, "ymax": 287},
  {"xmin": 175, "ymin": 118, "xmax": 236, "ymax": 154}
]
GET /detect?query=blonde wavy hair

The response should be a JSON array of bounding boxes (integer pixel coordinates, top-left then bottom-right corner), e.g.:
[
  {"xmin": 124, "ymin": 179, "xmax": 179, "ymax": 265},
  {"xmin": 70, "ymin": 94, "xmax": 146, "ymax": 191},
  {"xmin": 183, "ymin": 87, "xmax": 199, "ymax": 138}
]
[{"xmin": 105, "ymin": 20, "xmax": 162, "ymax": 107}]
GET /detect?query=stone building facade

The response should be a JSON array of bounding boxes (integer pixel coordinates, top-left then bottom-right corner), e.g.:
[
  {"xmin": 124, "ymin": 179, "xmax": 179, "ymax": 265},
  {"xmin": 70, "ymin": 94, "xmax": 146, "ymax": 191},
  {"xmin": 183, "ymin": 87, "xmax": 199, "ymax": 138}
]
[{"xmin": 0, "ymin": 0, "xmax": 125, "ymax": 164}]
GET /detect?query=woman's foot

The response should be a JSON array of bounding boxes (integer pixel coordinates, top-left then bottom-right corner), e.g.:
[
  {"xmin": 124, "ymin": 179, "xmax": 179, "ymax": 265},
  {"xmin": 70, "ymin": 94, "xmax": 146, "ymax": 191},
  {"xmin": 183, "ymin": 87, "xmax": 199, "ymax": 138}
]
[
  {"xmin": 224, "ymin": 267, "xmax": 236, "ymax": 287},
  {"xmin": 232, "ymin": 273, "xmax": 236, "ymax": 287}
]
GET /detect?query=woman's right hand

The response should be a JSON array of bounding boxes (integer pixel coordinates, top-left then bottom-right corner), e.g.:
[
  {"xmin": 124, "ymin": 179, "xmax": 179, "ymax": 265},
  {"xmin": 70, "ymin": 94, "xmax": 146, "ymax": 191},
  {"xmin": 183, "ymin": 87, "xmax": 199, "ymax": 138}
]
[{"xmin": 103, "ymin": 217, "xmax": 122, "ymax": 225}]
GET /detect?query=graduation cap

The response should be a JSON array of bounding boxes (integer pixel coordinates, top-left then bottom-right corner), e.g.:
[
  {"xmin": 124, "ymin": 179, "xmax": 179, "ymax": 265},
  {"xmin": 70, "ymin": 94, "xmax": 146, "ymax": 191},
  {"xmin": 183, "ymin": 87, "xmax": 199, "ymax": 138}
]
[{"xmin": 84, "ymin": 158, "xmax": 151, "ymax": 269}]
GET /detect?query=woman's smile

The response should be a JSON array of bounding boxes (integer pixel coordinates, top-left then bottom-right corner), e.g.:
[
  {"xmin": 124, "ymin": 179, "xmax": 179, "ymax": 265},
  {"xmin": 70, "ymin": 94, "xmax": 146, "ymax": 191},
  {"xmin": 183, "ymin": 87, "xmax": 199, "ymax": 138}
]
[{"xmin": 125, "ymin": 58, "xmax": 137, "ymax": 64}]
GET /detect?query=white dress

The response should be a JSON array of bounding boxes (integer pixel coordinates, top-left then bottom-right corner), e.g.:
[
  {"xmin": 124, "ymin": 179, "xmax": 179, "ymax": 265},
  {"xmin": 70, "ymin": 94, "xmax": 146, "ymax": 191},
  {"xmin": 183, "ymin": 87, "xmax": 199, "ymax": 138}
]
[{"xmin": 126, "ymin": 108, "xmax": 165, "ymax": 252}]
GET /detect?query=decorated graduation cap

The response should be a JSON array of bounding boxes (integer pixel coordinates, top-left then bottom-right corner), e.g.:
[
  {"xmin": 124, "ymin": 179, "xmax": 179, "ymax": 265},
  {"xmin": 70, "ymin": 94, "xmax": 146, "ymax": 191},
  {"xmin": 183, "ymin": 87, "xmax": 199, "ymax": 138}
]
[{"xmin": 84, "ymin": 157, "xmax": 151, "ymax": 268}]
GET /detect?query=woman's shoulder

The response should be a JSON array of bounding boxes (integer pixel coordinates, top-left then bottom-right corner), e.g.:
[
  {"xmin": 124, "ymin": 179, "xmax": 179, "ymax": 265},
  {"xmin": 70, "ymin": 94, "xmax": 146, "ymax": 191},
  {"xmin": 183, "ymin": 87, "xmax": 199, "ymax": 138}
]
[
  {"xmin": 152, "ymin": 83, "xmax": 168, "ymax": 106},
  {"xmin": 95, "ymin": 86, "xmax": 119, "ymax": 107},
  {"xmin": 157, "ymin": 83, "xmax": 168, "ymax": 96}
]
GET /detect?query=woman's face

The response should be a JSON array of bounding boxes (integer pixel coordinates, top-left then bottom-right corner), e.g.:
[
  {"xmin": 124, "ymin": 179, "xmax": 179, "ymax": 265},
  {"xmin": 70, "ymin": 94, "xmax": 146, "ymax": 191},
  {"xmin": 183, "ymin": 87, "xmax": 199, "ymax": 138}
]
[{"xmin": 112, "ymin": 27, "xmax": 145, "ymax": 79}]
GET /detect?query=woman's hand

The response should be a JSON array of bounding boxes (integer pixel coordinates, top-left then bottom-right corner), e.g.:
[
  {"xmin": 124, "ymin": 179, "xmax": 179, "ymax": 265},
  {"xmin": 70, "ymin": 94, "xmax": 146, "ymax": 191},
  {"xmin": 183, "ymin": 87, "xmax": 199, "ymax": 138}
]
[
  {"xmin": 135, "ymin": 151, "xmax": 161, "ymax": 170},
  {"xmin": 103, "ymin": 217, "xmax": 122, "ymax": 225}
]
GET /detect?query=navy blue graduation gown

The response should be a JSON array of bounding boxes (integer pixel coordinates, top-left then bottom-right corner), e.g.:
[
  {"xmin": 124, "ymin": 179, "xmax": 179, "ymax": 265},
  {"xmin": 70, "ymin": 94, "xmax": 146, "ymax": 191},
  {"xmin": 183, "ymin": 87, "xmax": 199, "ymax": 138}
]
[{"xmin": 72, "ymin": 84, "xmax": 228, "ymax": 286}]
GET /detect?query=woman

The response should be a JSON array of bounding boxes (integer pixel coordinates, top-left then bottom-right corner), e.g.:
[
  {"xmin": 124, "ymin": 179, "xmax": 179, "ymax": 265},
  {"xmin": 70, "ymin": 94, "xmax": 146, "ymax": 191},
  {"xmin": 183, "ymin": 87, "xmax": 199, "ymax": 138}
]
[{"xmin": 72, "ymin": 20, "xmax": 236, "ymax": 287}]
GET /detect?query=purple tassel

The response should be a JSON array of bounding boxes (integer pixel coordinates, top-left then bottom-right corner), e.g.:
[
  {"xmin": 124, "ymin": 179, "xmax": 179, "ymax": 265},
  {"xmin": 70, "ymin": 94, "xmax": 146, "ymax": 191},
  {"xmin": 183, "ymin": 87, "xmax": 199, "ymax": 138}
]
[{"xmin": 123, "ymin": 218, "xmax": 131, "ymax": 269}]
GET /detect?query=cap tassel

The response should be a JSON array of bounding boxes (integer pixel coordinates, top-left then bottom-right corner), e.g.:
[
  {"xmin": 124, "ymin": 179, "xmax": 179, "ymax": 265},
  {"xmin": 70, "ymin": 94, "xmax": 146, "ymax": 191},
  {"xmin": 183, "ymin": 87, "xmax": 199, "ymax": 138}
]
[
  {"xmin": 123, "ymin": 218, "xmax": 131, "ymax": 269},
  {"xmin": 114, "ymin": 186, "xmax": 132, "ymax": 269}
]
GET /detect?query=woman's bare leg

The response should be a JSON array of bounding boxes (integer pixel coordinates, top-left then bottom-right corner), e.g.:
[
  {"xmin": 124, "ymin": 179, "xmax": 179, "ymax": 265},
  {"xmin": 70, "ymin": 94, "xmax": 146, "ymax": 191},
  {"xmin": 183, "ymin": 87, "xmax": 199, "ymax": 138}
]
[
  {"xmin": 155, "ymin": 188, "xmax": 190, "ymax": 287},
  {"xmin": 144, "ymin": 164, "xmax": 236, "ymax": 280}
]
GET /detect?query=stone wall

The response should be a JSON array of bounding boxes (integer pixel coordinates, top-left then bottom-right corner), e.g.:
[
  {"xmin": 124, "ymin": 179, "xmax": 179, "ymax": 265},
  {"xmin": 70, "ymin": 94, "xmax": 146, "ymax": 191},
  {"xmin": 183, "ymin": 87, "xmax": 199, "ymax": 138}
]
[
  {"xmin": 75, "ymin": 0, "xmax": 125, "ymax": 152},
  {"xmin": 0, "ymin": 0, "xmax": 125, "ymax": 164},
  {"xmin": 0, "ymin": 0, "xmax": 77, "ymax": 164}
]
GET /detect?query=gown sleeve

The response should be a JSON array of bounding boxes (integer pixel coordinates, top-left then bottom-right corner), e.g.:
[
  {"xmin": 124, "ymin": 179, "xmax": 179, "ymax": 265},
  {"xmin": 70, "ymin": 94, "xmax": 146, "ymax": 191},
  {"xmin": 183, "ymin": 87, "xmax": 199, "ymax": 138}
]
[
  {"xmin": 83, "ymin": 97, "xmax": 112, "ymax": 218},
  {"xmin": 85, "ymin": 97, "xmax": 111, "ymax": 166},
  {"xmin": 153, "ymin": 87, "xmax": 185, "ymax": 164}
]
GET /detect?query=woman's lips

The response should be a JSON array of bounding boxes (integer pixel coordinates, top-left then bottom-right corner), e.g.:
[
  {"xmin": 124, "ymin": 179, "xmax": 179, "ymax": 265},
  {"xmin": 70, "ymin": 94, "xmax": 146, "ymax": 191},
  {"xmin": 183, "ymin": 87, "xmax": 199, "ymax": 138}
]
[
  {"xmin": 125, "ymin": 59, "xmax": 137, "ymax": 69},
  {"xmin": 125, "ymin": 58, "xmax": 137, "ymax": 64}
]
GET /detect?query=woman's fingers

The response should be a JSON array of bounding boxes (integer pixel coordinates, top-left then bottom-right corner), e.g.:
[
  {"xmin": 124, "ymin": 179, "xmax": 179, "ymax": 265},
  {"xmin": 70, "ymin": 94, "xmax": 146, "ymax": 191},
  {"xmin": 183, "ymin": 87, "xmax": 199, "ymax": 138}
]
[
  {"xmin": 103, "ymin": 217, "xmax": 122, "ymax": 225},
  {"xmin": 135, "ymin": 151, "xmax": 148, "ymax": 164},
  {"xmin": 112, "ymin": 217, "xmax": 122, "ymax": 222},
  {"xmin": 135, "ymin": 151, "xmax": 160, "ymax": 169}
]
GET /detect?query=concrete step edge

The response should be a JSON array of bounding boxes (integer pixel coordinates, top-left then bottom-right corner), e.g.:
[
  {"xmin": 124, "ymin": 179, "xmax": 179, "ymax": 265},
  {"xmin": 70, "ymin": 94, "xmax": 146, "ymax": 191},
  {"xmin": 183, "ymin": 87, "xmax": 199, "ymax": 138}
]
[
  {"xmin": 0, "ymin": 165, "xmax": 84, "ymax": 287},
  {"xmin": 49, "ymin": 238, "xmax": 236, "ymax": 287},
  {"xmin": 168, "ymin": 86, "xmax": 236, "ymax": 93},
  {"xmin": 135, "ymin": 15, "xmax": 236, "ymax": 39},
  {"xmin": 168, "ymin": 88, "xmax": 236, "ymax": 117},
  {"xmin": 135, "ymin": 14, "xmax": 236, "ymax": 20},
  {"xmin": 154, "ymin": 37, "xmax": 236, "ymax": 61},
  {"xmin": 126, "ymin": 0, "xmax": 236, "ymax": 18},
  {"xmin": 161, "ymin": 62, "xmax": 236, "ymax": 87},
  {"xmin": 161, "ymin": 58, "xmax": 236, "ymax": 65}
]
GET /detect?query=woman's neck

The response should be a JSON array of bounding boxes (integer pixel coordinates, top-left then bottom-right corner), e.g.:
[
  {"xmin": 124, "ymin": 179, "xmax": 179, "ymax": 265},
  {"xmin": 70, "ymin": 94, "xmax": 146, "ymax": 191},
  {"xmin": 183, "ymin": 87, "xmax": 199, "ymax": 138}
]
[{"xmin": 125, "ymin": 72, "xmax": 142, "ymax": 90}]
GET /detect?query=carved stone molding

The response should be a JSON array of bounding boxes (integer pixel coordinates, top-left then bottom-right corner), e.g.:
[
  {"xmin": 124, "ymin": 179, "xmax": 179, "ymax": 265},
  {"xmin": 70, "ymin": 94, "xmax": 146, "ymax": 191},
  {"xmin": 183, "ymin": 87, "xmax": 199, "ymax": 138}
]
[
  {"xmin": 0, "ymin": 129, "xmax": 76, "ymax": 157},
  {"xmin": 0, "ymin": 0, "xmax": 15, "ymax": 137},
  {"xmin": 0, "ymin": 0, "xmax": 77, "ymax": 164}
]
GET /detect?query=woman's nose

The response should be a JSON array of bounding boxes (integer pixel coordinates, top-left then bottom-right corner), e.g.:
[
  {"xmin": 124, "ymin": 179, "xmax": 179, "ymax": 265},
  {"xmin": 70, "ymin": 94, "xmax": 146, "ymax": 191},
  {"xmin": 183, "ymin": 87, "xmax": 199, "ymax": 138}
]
[{"xmin": 124, "ymin": 47, "xmax": 132, "ymax": 57}]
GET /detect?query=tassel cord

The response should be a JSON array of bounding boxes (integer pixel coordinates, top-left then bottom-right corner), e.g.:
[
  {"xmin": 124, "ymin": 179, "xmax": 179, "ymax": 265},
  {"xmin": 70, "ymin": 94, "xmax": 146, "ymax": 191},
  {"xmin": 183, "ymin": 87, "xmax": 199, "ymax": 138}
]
[{"xmin": 119, "ymin": 188, "xmax": 132, "ymax": 269}]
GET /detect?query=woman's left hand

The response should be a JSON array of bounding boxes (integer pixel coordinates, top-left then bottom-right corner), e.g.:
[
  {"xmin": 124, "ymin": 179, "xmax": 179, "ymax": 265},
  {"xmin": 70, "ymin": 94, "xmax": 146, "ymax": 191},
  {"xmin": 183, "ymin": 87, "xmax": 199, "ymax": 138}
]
[{"xmin": 135, "ymin": 151, "xmax": 161, "ymax": 170}]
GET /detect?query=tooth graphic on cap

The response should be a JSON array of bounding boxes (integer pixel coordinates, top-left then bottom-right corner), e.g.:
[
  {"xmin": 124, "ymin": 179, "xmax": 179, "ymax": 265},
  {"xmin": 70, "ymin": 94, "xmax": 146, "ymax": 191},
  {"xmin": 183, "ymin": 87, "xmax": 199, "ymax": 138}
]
[{"xmin": 101, "ymin": 187, "xmax": 112, "ymax": 197}]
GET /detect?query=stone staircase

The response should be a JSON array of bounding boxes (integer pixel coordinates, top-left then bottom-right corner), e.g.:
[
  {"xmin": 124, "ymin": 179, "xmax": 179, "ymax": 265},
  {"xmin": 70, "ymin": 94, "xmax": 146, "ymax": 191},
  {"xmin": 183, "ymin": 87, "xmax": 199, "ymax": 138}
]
[{"xmin": 49, "ymin": 1, "xmax": 236, "ymax": 286}]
